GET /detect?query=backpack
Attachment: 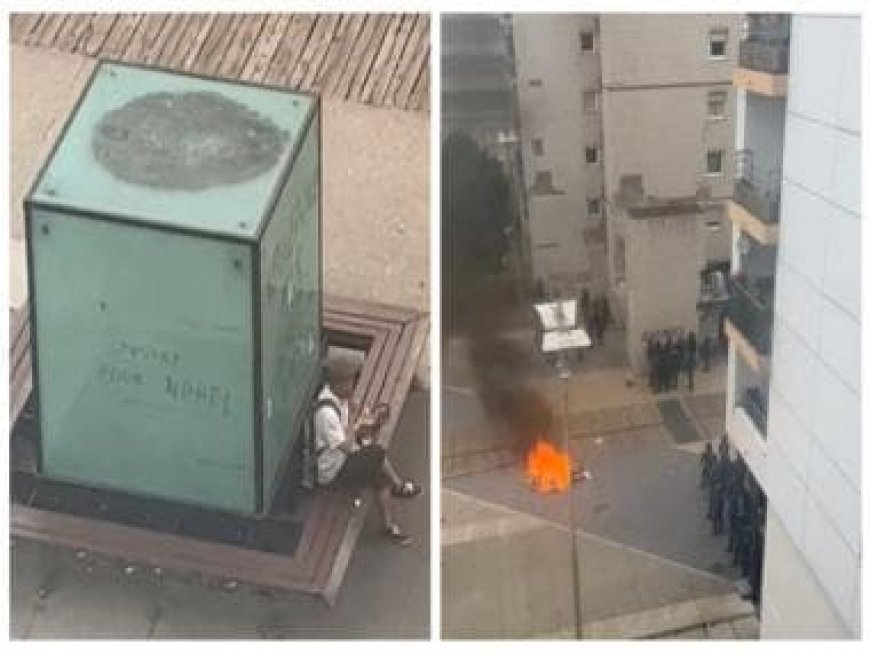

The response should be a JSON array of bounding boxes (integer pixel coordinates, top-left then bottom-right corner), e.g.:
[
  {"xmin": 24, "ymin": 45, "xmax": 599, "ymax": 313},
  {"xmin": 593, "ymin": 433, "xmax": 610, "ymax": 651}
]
[{"xmin": 301, "ymin": 395, "xmax": 343, "ymax": 490}]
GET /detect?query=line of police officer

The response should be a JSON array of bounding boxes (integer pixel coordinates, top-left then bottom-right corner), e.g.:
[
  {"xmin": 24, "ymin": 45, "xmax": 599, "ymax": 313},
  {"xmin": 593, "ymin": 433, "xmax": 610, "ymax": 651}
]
[
  {"xmin": 700, "ymin": 435, "xmax": 766, "ymax": 605},
  {"xmin": 645, "ymin": 330, "xmax": 712, "ymax": 393}
]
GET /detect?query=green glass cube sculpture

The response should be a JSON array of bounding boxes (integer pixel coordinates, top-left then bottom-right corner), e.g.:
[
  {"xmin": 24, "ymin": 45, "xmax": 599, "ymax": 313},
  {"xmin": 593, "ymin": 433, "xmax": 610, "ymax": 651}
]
[{"xmin": 25, "ymin": 61, "xmax": 322, "ymax": 515}]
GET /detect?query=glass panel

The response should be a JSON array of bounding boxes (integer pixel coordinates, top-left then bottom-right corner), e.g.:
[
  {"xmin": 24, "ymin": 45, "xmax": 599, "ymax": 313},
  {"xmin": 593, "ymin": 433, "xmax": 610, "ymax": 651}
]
[
  {"xmin": 31, "ymin": 208, "xmax": 256, "ymax": 513},
  {"xmin": 31, "ymin": 62, "xmax": 314, "ymax": 240},
  {"xmin": 260, "ymin": 111, "xmax": 322, "ymax": 504}
]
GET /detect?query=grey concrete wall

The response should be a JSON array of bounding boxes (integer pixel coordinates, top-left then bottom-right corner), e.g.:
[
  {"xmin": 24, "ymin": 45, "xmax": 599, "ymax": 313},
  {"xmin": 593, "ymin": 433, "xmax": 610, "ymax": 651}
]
[
  {"xmin": 624, "ymin": 214, "xmax": 704, "ymax": 370},
  {"xmin": 513, "ymin": 14, "xmax": 603, "ymax": 293},
  {"xmin": 597, "ymin": 14, "xmax": 740, "ymax": 362},
  {"xmin": 704, "ymin": 203, "xmax": 733, "ymax": 263},
  {"xmin": 600, "ymin": 14, "xmax": 742, "ymax": 88},
  {"xmin": 602, "ymin": 85, "xmax": 736, "ymax": 201}
]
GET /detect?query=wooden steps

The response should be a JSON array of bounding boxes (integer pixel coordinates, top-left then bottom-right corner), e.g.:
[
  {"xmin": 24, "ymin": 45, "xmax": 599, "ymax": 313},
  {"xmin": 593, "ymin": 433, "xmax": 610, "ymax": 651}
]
[{"xmin": 10, "ymin": 12, "xmax": 430, "ymax": 111}]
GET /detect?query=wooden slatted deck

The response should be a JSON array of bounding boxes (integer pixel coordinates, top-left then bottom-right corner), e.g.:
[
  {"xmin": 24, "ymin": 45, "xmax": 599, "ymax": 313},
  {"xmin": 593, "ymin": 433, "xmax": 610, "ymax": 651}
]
[
  {"xmin": 10, "ymin": 12, "xmax": 430, "ymax": 112},
  {"xmin": 9, "ymin": 295, "xmax": 429, "ymax": 604}
]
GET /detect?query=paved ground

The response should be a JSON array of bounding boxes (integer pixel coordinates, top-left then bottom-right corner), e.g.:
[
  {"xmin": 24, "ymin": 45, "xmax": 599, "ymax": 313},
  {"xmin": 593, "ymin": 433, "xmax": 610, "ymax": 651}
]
[
  {"xmin": 441, "ymin": 484, "xmax": 741, "ymax": 639},
  {"xmin": 665, "ymin": 615, "xmax": 760, "ymax": 639},
  {"xmin": 11, "ymin": 390, "xmax": 429, "ymax": 639},
  {"xmin": 441, "ymin": 322, "xmax": 728, "ymax": 477},
  {"xmin": 441, "ymin": 288, "xmax": 749, "ymax": 639}
]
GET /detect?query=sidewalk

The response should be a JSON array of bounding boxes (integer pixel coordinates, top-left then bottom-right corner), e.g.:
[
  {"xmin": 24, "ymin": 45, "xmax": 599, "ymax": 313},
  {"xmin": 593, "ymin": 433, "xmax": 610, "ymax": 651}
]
[{"xmin": 442, "ymin": 487, "xmax": 738, "ymax": 639}]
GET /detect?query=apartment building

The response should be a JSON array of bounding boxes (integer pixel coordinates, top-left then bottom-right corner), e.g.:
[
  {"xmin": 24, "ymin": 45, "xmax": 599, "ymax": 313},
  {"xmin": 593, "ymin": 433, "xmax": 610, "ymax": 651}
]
[
  {"xmin": 441, "ymin": 14, "xmax": 529, "ymax": 281},
  {"xmin": 601, "ymin": 14, "xmax": 740, "ymax": 369},
  {"xmin": 725, "ymin": 14, "xmax": 861, "ymax": 637},
  {"xmin": 512, "ymin": 14, "xmax": 740, "ymax": 368},
  {"xmin": 512, "ymin": 14, "xmax": 603, "ymax": 294},
  {"xmin": 441, "ymin": 14, "xmax": 518, "ymax": 165}
]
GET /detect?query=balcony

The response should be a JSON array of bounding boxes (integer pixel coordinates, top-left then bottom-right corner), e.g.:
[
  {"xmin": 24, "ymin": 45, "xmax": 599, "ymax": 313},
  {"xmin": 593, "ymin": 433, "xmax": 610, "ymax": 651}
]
[
  {"xmin": 697, "ymin": 268, "xmax": 729, "ymax": 309},
  {"xmin": 733, "ymin": 14, "xmax": 790, "ymax": 97},
  {"xmin": 724, "ymin": 275, "xmax": 774, "ymax": 375},
  {"xmin": 727, "ymin": 149, "xmax": 780, "ymax": 245},
  {"xmin": 727, "ymin": 404, "xmax": 768, "ymax": 484},
  {"xmin": 740, "ymin": 386, "xmax": 768, "ymax": 437}
]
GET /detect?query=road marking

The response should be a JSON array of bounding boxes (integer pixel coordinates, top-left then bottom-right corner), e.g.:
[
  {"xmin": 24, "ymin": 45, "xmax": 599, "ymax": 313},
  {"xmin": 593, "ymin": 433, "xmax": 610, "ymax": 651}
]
[
  {"xmin": 441, "ymin": 487, "xmax": 738, "ymax": 585},
  {"xmin": 441, "ymin": 513, "xmax": 547, "ymax": 547},
  {"xmin": 539, "ymin": 592, "xmax": 755, "ymax": 639}
]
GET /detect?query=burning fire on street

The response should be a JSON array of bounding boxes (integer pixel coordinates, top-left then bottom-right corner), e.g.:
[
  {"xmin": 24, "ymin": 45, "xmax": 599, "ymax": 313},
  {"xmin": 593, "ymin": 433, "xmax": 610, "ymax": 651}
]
[{"xmin": 525, "ymin": 438, "xmax": 573, "ymax": 493}]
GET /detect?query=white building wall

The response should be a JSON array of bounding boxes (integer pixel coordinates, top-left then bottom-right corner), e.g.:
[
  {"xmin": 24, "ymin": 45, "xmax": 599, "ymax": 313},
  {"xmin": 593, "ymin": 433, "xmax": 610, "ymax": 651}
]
[
  {"xmin": 759, "ymin": 14, "xmax": 862, "ymax": 638},
  {"xmin": 761, "ymin": 509, "xmax": 852, "ymax": 637}
]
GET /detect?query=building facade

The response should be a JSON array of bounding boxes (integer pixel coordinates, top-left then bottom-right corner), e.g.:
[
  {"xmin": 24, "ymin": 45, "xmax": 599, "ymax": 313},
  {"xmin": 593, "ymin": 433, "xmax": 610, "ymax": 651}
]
[
  {"xmin": 441, "ymin": 13, "xmax": 517, "ymax": 154},
  {"xmin": 725, "ymin": 13, "xmax": 861, "ymax": 638},
  {"xmin": 512, "ymin": 14, "xmax": 605, "ymax": 294},
  {"xmin": 441, "ymin": 14, "xmax": 530, "ymax": 285},
  {"xmin": 601, "ymin": 14, "xmax": 740, "ymax": 369},
  {"xmin": 512, "ymin": 14, "xmax": 740, "ymax": 369}
]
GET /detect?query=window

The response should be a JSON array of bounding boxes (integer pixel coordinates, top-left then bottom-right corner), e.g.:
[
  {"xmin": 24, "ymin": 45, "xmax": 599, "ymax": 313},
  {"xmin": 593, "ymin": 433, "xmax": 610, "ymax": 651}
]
[
  {"xmin": 587, "ymin": 197, "xmax": 602, "ymax": 218},
  {"xmin": 706, "ymin": 148, "xmax": 724, "ymax": 175},
  {"xmin": 708, "ymin": 28, "xmax": 728, "ymax": 58},
  {"xmin": 706, "ymin": 206, "xmax": 724, "ymax": 231},
  {"xmin": 533, "ymin": 170, "xmax": 553, "ymax": 189},
  {"xmin": 707, "ymin": 90, "xmax": 727, "ymax": 119},
  {"xmin": 528, "ymin": 78, "xmax": 543, "ymax": 88},
  {"xmin": 585, "ymin": 146, "xmax": 600, "ymax": 165},
  {"xmin": 583, "ymin": 90, "xmax": 600, "ymax": 113},
  {"xmin": 613, "ymin": 235, "xmax": 626, "ymax": 279},
  {"xmin": 531, "ymin": 138, "xmax": 544, "ymax": 156},
  {"xmin": 579, "ymin": 31, "xmax": 595, "ymax": 52}
]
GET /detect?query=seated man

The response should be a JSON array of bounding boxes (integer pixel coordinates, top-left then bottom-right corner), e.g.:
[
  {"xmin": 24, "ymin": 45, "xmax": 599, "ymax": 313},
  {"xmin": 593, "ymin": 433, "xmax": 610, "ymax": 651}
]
[{"xmin": 314, "ymin": 360, "xmax": 421, "ymax": 546}]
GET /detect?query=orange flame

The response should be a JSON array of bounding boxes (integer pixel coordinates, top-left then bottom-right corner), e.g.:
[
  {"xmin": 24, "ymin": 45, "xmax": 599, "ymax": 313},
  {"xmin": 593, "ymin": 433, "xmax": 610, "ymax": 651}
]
[{"xmin": 525, "ymin": 438, "xmax": 572, "ymax": 493}]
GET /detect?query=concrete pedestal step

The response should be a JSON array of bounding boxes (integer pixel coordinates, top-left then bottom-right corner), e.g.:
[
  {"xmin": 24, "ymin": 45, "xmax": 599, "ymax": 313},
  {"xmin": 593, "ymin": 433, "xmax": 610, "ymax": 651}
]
[{"xmin": 581, "ymin": 592, "xmax": 758, "ymax": 639}]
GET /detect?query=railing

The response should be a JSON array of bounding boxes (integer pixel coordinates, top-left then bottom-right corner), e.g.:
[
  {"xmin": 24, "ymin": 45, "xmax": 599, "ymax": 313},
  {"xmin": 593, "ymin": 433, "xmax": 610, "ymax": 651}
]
[
  {"xmin": 741, "ymin": 386, "xmax": 768, "ymax": 436},
  {"xmin": 733, "ymin": 149, "xmax": 781, "ymax": 223},
  {"xmin": 739, "ymin": 14, "xmax": 791, "ymax": 74},
  {"xmin": 727, "ymin": 276, "xmax": 774, "ymax": 355},
  {"xmin": 698, "ymin": 269, "xmax": 729, "ymax": 306}
]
